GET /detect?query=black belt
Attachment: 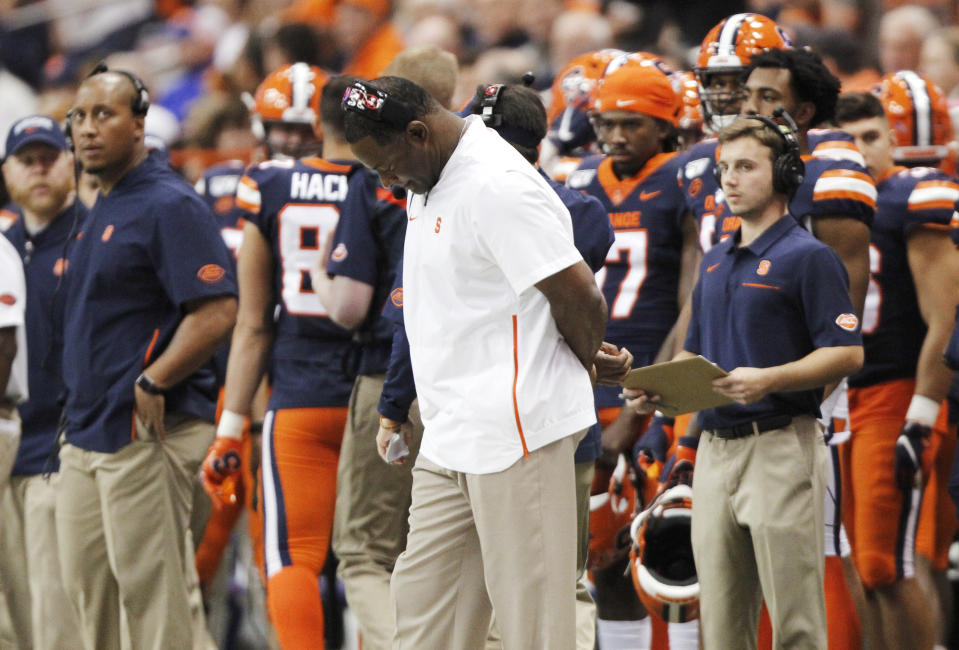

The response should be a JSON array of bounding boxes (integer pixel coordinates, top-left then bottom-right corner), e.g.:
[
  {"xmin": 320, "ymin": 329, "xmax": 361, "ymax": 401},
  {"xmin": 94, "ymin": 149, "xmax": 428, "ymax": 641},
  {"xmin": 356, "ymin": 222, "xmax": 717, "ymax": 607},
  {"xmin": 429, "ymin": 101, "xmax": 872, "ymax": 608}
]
[{"xmin": 710, "ymin": 415, "xmax": 793, "ymax": 440}]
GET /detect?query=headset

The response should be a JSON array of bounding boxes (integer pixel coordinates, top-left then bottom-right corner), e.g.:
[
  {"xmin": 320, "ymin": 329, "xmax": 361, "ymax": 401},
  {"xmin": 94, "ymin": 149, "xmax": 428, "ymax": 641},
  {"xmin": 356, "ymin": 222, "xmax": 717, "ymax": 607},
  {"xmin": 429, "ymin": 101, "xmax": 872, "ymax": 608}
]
[
  {"xmin": 64, "ymin": 61, "xmax": 150, "ymax": 151},
  {"xmin": 714, "ymin": 107, "xmax": 804, "ymax": 198}
]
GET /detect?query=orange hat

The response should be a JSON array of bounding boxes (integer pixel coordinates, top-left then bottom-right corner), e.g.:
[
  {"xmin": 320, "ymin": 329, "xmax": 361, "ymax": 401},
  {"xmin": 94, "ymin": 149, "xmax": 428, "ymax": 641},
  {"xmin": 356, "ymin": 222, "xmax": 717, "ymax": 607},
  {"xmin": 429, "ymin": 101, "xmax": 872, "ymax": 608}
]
[{"xmin": 594, "ymin": 60, "xmax": 681, "ymax": 126}]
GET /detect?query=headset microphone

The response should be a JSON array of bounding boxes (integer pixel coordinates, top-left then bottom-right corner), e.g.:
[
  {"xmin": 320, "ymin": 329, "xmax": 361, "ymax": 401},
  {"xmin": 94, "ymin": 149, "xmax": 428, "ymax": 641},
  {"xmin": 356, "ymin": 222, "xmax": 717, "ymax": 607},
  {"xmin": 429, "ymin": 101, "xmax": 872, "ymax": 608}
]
[{"xmin": 391, "ymin": 185, "xmax": 405, "ymax": 200}]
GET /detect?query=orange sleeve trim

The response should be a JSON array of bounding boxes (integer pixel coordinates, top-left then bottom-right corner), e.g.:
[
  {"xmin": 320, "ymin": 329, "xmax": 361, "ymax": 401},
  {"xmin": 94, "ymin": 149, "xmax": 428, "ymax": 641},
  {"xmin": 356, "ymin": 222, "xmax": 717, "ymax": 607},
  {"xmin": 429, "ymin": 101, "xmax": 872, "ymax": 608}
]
[
  {"xmin": 812, "ymin": 189, "xmax": 877, "ymax": 209},
  {"xmin": 511, "ymin": 315, "xmax": 529, "ymax": 457},
  {"xmin": 915, "ymin": 180, "xmax": 959, "ymax": 191},
  {"xmin": 742, "ymin": 282, "xmax": 780, "ymax": 290},
  {"xmin": 909, "ymin": 200, "xmax": 956, "ymax": 211},
  {"xmin": 302, "ymin": 157, "xmax": 355, "ymax": 174},
  {"xmin": 143, "ymin": 328, "xmax": 160, "ymax": 365},
  {"xmin": 821, "ymin": 168, "xmax": 874, "ymax": 184}
]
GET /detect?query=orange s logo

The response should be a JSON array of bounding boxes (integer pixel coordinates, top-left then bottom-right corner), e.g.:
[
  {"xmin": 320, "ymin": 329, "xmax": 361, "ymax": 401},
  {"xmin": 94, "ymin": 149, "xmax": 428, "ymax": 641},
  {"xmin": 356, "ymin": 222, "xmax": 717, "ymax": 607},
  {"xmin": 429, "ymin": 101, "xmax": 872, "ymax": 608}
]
[
  {"xmin": 434, "ymin": 217, "xmax": 442, "ymax": 234},
  {"xmin": 101, "ymin": 225, "xmax": 114, "ymax": 242},
  {"xmin": 835, "ymin": 313, "xmax": 859, "ymax": 331},
  {"xmin": 0, "ymin": 293, "xmax": 15, "ymax": 306},
  {"xmin": 688, "ymin": 178, "xmax": 702, "ymax": 198},
  {"xmin": 390, "ymin": 287, "xmax": 403, "ymax": 307},
  {"xmin": 757, "ymin": 260, "xmax": 771, "ymax": 276},
  {"xmin": 197, "ymin": 264, "xmax": 226, "ymax": 284},
  {"xmin": 53, "ymin": 258, "xmax": 68, "ymax": 276}
]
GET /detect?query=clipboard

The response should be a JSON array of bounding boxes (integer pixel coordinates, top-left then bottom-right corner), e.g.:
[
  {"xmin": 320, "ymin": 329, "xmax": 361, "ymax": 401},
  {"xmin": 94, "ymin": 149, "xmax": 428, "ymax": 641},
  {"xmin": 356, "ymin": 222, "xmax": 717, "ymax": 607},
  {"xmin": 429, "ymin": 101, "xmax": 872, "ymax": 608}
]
[{"xmin": 621, "ymin": 356, "xmax": 733, "ymax": 417}]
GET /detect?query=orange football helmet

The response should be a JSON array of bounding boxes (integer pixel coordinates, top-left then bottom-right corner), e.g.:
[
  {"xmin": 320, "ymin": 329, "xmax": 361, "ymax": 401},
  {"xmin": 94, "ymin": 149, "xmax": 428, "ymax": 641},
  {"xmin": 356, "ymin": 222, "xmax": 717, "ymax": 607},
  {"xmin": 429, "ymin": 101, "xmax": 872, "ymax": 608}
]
[
  {"xmin": 877, "ymin": 71, "xmax": 954, "ymax": 165},
  {"xmin": 587, "ymin": 454, "xmax": 637, "ymax": 571},
  {"xmin": 694, "ymin": 13, "xmax": 790, "ymax": 133},
  {"xmin": 252, "ymin": 62, "xmax": 328, "ymax": 158},
  {"xmin": 548, "ymin": 49, "xmax": 625, "ymax": 124},
  {"xmin": 675, "ymin": 71, "xmax": 705, "ymax": 147},
  {"xmin": 629, "ymin": 484, "xmax": 699, "ymax": 623}
]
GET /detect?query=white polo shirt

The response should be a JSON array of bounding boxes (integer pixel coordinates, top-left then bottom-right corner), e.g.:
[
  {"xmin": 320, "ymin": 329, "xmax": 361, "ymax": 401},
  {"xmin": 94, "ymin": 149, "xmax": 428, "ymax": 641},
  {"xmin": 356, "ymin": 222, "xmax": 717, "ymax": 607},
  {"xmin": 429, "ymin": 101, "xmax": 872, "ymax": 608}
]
[
  {"xmin": 0, "ymin": 235, "xmax": 26, "ymax": 405},
  {"xmin": 403, "ymin": 116, "xmax": 597, "ymax": 474}
]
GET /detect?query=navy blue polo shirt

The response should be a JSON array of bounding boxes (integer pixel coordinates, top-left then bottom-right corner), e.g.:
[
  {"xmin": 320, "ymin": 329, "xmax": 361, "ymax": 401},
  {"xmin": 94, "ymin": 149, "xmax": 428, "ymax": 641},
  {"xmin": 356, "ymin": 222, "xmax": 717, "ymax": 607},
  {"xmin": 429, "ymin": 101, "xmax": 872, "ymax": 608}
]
[
  {"xmin": 4, "ymin": 205, "xmax": 83, "ymax": 474},
  {"xmin": 685, "ymin": 215, "xmax": 861, "ymax": 430},
  {"xmin": 62, "ymin": 155, "xmax": 237, "ymax": 453}
]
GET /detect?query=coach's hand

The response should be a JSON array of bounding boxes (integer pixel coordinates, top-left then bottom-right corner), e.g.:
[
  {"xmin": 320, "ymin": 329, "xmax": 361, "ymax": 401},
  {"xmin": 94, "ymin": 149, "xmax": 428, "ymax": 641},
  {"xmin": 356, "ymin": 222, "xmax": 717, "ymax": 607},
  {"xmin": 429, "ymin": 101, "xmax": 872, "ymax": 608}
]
[
  {"xmin": 377, "ymin": 416, "xmax": 411, "ymax": 465},
  {"xmin": 623, "ymin": 388, "xmax": 661, "ymax": 415},
  {"xmin": 712, "ymin": 367, "xmax": 774, "ymax": 404},
  {"xmin": 134, "ymin": 385, "xmax": 166, "ymax": 439},
  {"xmin": 595, "ymin": 342, "xmax": 633, "ymax": 385},
  {"xmin": 894, "ymin": 421, "xmax": 929, "ymax": 491}
]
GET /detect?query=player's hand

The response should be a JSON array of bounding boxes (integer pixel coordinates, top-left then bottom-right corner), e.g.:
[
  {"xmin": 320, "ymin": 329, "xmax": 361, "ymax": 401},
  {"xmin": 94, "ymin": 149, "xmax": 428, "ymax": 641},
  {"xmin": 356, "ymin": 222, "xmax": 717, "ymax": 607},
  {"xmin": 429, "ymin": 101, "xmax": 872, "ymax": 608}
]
[
  {"xmin": 712, "ymin": 367, "xmax": 774, "ymax": 404},
  {"xmin": 202, "ymin": 437, "xmax": 243, "ymax": 486},
  {"xmin": 134, "ymin": 385, "xmax": 166, "ymax": 440},
  {"xmin": 894, "ymin": 421, "xmax": 929, "ymax": 491},
  {"xmin": 622, "ymin": 388, "xmax": 661, "ymax": 415},
  {"xmin": 594, "ymin": 342, "xmax": 633, "ymax": 386},
  {"xmin": 377, "ymin": 417, "xmax": 411, "ymax": 465}
]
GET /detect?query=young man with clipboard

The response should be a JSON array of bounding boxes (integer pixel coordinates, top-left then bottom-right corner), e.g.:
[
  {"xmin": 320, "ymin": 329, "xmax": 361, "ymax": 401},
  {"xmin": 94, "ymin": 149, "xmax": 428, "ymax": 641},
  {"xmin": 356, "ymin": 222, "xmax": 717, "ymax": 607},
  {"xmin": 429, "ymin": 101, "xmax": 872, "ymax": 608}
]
[{"xmin": 627, "ymin": 116, "xmax": 863, "ymax": 648}]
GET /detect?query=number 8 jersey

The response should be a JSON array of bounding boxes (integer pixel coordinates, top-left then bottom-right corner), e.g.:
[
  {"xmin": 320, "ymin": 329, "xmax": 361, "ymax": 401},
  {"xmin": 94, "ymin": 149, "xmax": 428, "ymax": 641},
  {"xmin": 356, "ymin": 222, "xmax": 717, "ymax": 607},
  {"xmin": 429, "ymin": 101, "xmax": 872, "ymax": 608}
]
[{"xmin": 235, "ymin": 157, "xmax": 363, "ymax": 409}]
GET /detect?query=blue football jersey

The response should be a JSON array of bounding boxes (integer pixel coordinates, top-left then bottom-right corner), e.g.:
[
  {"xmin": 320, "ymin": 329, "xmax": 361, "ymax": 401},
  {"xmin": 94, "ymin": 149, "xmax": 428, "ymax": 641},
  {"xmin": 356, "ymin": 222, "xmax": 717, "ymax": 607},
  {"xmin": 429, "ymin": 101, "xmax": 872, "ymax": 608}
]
[
  {"xmin": 849, "ymin": 166, "xmax": 959, "ymax": 387},
  {"xmin": 568, "ymin": 152, "xmax": 686, "ymax": 407},
  {"xmin": 235, "ymin": 157, "xmax": 366, "ymax": 408}
]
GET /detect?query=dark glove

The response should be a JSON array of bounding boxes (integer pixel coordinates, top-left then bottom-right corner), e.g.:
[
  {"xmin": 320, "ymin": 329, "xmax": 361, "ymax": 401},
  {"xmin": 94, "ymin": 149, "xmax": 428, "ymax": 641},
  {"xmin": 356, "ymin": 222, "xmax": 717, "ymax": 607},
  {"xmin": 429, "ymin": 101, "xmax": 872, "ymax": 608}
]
[{"xmin": 895, "ymin": 421, "xmax": 930, "ymax": 491}]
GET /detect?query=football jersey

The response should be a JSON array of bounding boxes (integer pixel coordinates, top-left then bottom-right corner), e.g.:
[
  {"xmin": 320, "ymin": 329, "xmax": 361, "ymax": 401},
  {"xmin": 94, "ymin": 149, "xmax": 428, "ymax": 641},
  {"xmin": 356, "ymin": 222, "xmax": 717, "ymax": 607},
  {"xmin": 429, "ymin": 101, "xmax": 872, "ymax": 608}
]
[
  {"xmin": 676, "ymin": 138, "xmax": 725, "ymax": 252},
  {"xmin": 235, "ymin": 157, "xmax": 362, "ymax": 409},
  {"xmin": 568, "ymin": 152, "xmax": 687, "ymax": 407},
  {"xmin": 195, "ymin": 160, "xmax": 248, "ymax": 259},
  {"xmin": 849, "ymin": 166, "xmax": 959, "ymax": 388}
]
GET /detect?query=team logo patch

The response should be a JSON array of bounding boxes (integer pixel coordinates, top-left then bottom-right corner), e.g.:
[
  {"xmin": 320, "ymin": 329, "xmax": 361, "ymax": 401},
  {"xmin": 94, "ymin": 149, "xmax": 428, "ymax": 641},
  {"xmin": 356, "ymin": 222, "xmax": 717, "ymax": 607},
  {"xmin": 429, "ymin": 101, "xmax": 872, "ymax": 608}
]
[
  {"xmin": 0, "ymin": 293, "xmax": 15, "ymax": 306},
  {"xmin": 390, "ymin": 287, "xmax": 403, "ymax": 307},
  {"xmin": 332, "ymin": 242, "xmax": 348, "ymax": 262},
  {"xmin": 101, "ymin": 224, "xmax": 114, "ymax": 242},
  {"xmin": 756, "ymin": 260, "xmax": 771, "ymax": 276},
  {"xmin": 835, "ymin": 313, "xmax": 859, "ymax": 331},
  {"xmin": 197, "ymin": 264, "xmax": 226, "ymax": 284},
  {"xmin": 688, "ymin": 177, "xmax": 702, "ymax": 198}
]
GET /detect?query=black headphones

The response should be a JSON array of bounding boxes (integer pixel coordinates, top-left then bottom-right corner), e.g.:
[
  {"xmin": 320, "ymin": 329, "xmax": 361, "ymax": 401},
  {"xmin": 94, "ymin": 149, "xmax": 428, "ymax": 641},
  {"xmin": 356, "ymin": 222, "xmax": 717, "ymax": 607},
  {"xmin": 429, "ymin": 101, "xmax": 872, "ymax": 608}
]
[
  {"xmin": 714, "ymin": 107, "xmax": 804, "ymax": 198},
  {"xmin": 64, "ymin": 62, "xmax": 151, "ymax": 150}
]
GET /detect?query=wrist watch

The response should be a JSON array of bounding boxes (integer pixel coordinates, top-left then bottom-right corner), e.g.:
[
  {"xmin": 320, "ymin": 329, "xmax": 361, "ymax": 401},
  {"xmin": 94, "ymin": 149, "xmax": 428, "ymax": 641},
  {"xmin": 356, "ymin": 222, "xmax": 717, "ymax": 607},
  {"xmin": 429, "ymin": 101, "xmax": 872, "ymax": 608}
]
[{"xmin": 136, "ymin": 372, "xmax": 164, "ymax": 395}]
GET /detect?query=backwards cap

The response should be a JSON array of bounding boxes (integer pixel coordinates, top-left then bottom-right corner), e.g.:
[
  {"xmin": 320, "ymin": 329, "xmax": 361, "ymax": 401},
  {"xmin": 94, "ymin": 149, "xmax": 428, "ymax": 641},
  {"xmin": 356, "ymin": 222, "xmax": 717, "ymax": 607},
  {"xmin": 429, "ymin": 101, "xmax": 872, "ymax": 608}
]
[{"xmin": 594, "ymin": 61, "xmax": 681, "ymax": 126}]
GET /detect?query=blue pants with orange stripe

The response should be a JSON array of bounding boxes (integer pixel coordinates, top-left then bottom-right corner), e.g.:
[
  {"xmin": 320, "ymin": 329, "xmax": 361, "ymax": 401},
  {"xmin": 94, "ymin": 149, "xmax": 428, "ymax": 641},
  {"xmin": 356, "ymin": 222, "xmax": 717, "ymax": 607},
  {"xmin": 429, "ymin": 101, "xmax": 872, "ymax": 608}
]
[{"xmin": 261, "ymin": 406, "xmax": 346, "ymax": 650}]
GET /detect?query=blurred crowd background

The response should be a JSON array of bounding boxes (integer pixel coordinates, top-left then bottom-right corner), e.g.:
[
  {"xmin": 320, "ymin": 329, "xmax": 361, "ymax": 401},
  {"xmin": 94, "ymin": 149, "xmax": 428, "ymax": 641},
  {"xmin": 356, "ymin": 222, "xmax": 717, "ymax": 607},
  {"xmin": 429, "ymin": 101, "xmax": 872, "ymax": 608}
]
[{"xmin": 1, "ymin": 0, "xmax": 957, "ymax": 180}]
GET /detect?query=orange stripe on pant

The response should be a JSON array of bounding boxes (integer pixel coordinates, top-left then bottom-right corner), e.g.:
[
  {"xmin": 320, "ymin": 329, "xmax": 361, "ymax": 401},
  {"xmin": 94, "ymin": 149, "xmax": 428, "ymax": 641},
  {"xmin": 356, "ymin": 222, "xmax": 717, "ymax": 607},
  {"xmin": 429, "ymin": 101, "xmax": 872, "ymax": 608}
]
[{"xmin": 262, "ymin": 406, "xmax": 346, "ymax": 650}]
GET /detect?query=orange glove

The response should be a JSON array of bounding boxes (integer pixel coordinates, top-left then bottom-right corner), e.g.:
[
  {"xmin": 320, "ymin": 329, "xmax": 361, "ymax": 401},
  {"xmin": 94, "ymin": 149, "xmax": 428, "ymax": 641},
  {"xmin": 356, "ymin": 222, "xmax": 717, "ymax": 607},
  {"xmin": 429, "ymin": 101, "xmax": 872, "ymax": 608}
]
[{"xmin": 202, "ymin": 437, "xmax": 243, "ymax": 507}]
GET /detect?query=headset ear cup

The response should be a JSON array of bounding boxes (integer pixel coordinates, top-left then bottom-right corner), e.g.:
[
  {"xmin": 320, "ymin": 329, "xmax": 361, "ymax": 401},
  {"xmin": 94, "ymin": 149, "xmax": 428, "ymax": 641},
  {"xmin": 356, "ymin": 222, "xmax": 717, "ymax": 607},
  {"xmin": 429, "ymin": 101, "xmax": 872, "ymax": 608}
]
[{"xmin": 713, "ymin": 163, "xmax": 722, "ymax": 188}]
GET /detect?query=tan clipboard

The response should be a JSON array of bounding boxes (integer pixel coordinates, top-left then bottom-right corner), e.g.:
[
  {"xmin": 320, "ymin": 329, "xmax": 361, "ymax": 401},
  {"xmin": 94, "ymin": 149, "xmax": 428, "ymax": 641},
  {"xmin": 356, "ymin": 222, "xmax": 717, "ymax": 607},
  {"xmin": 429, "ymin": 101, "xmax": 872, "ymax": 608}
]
[{"xmin": 621, "ymin": 356, "xmax": 733, "ymax": 417}]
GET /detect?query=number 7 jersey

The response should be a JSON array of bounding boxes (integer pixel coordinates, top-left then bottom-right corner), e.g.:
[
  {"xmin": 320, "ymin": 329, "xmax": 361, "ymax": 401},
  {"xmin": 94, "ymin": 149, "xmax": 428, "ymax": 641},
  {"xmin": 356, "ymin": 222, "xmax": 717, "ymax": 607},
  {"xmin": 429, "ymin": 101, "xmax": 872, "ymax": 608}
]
[
  {"xmin": 235, "ymin": 157, "xmax": 366, "ymax": 408},
  {"xmin": 568, "ymin": 152, "xmax": 687, "ymax": 406}
]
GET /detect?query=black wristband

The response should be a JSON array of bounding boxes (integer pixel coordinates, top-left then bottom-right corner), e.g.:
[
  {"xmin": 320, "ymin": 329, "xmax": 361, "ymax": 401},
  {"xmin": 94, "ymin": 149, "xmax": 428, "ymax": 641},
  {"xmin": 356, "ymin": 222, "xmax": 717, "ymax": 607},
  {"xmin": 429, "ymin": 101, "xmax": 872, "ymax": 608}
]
[{"xmin": 135, "ymin": 373, "xmax": 164, "ymax": 395}]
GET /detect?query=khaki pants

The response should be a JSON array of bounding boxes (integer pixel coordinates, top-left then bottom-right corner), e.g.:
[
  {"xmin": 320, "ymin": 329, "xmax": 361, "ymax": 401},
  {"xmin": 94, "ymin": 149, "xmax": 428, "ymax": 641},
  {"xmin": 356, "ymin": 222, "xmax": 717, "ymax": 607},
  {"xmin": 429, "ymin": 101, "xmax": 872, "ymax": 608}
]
[
  {"xmin": 391, "ymin": 434, "xmax": 578, "ymax": 650},
  {"xmin": 692, "ymin": 416, "xmax": 828, "ymax": 649},
  {"xmin": 55, "ymin": 413, "xmax": 213, "ymax": 650},
  {"xmin": 332, "ymin": 374, "xmax": 423, "ymax": 650},
  {"xmin": 0, "ymin": 473, "xmax": 82, "ymax": 650},
  {"xmin": 574, "ymin": 460, "xmax": 597, "ymax": 650}
]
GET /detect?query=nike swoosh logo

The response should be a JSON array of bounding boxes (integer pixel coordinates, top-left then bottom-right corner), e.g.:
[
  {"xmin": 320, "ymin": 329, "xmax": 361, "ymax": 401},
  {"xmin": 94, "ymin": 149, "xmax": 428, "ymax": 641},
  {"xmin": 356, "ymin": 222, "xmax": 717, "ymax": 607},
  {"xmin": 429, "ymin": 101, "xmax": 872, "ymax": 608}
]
[
  {"xmin": 408, "ymin": 216, "xmax": 417, "ymax": 221},
  {"xmin": 707, "ymin": 263, "xmax": 720, "ymax": 273},
  {"xmin": 616, "ymin": 99, "xmax": 636, "ymax": 107},
  {"xmin": 640, "ymin": 191, "xmax": 660, "ymax": 201}
]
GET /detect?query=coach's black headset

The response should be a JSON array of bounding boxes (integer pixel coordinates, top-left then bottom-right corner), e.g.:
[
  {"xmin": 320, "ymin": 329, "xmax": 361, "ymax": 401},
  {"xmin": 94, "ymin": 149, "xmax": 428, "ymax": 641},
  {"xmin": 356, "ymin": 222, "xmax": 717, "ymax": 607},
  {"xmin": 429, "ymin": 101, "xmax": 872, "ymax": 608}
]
[
  {"xmin": 713, "ymin": 107, "xmax": 804, "ymax": 199},
  {"xmin": 64, "ymin": 61, "xmax": 150, "ymax": 151}
]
